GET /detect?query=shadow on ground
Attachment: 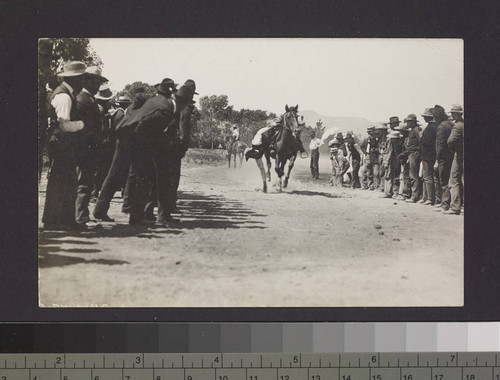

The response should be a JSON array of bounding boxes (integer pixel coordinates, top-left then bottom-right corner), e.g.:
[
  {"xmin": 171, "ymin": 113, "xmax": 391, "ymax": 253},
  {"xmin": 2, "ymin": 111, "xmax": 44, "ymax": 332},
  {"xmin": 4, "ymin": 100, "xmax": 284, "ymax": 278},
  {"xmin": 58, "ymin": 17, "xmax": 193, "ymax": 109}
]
[
  {"xmin": 171, "ymin": 191, "xmax": 267, "ymax": 230},
  {"xmin": 39, "ymin": 191, "xmax": 267, "ymax": 268}
]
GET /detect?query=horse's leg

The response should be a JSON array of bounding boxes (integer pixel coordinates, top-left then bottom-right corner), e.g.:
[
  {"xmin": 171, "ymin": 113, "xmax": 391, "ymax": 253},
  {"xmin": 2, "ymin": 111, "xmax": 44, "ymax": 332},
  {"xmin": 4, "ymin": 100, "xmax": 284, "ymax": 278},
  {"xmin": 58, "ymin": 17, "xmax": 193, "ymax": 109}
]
[
  {"xmin": 275, "ymin": 155, "xmax": 284, "ymax": 192},
  {"xmin": 228, "ymin": 152, "xmax": 231, "ymax": 168},
  {"xmin": 283, "ymin": 156, "xmax": 296, "ymax": 188},
  {"xmin": 255, "ymin": 158, "xmax": 268, "ymax": 193},
  {"xmin": 238, "ymin": 152, "xmax": 243, "ymax": 168},
  {"xmin": 233, "ymin": 152, "xmax": 237, "ymax": 168},
  {"xmin": 265, "ymin": 152, "xmax": 272, "ymax": 181}
]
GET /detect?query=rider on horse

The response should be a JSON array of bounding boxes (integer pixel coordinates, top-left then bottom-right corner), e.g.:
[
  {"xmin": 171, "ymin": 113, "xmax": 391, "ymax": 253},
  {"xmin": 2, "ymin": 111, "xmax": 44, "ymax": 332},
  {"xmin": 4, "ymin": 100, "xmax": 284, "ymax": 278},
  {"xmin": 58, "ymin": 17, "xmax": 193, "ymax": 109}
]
[
  {"xmin": 228, "ymin": 124, "xmax": 240, "ymax": 152},
  {"xmin": 245, "ymin": 115, "xmax": 306, "ymax": 161}
]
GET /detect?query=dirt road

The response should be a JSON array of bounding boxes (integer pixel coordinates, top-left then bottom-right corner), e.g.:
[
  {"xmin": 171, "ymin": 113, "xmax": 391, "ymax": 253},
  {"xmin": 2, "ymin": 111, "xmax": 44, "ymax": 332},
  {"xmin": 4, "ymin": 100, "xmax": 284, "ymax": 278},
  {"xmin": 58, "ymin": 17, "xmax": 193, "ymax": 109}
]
[{"xmin": 38, "ymin": 156, "xmax": 463, "ymax": 307}]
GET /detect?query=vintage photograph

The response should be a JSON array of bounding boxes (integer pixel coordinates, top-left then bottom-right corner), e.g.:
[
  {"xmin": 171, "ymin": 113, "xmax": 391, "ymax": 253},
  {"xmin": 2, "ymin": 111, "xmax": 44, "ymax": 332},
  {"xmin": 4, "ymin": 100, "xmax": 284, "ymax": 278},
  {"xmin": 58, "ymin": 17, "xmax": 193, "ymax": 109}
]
[{"xmin": 38, "ymin": 38, "xmax": 464, "ymax": 307}]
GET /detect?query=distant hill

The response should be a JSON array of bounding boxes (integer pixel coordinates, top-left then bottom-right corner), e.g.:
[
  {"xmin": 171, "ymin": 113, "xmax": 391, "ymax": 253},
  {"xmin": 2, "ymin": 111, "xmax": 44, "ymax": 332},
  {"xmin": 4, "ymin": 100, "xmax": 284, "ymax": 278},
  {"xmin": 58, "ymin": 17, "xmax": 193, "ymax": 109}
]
[
  {"xmin": 299, "ymin": 110, "xmax": 372, "ymax": 154},
  {"xmin": 300, "ymin": 110, "xmax": 372, "ymax": 137}
]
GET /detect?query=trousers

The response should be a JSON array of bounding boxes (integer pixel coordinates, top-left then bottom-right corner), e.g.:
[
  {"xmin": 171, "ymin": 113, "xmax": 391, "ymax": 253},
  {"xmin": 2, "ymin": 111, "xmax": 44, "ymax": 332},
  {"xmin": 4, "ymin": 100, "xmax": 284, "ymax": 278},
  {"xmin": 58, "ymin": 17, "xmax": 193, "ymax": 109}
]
[
  {"xmin": 310, "ymin": 149, "xmax": 319, "ymax": 179},
  {"xmin": 448, "ymin": 151, "xmax": 464, "ymax": 212},
  {"xmin": 421, "ymin": 160, "xmax": 435, "ymax": 203},
  {"xmin": 42, "ymin": 138, "xmax": 78, "ymax": 227},
  {"xmin": 408, "ymin": 153, "xmax": 422, "ymax": 201}
]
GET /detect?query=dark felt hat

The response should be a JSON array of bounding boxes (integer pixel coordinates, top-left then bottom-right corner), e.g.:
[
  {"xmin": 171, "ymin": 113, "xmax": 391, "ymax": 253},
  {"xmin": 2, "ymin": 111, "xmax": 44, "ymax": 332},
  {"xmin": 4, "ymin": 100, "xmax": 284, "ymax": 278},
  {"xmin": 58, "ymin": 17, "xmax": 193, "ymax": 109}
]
[
  {"xmin": 156, "ymin": 78, "xmax": 178, "ymax": 96},
  {"xmin": 388, "ymin": 116, "xmax": 401, "ymax": 124},
  {"xmin": 175, "ymin": 79, "xmax": 198, "ymax": 102}
]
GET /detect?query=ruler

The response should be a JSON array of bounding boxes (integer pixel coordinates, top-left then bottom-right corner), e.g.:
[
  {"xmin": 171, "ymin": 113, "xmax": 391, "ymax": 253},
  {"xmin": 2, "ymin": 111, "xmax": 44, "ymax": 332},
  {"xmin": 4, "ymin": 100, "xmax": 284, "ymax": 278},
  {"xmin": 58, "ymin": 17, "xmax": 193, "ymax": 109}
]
[{"xmin": 1, "ymin": 353, "xmax": 499, "ymax": 380}]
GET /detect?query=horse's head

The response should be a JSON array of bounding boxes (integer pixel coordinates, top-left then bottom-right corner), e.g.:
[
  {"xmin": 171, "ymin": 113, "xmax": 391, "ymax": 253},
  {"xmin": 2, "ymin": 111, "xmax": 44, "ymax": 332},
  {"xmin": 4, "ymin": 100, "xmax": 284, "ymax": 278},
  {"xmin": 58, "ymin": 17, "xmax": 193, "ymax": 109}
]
[{"xmin": 284, "ymin": 104, "xmax": 305, "ymax": 138}]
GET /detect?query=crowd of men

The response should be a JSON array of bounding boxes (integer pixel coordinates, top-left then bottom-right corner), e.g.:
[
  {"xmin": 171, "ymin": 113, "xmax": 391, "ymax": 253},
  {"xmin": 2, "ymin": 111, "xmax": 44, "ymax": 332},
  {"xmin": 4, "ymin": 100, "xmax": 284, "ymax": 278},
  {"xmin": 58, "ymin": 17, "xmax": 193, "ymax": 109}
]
[
  {"xmin": 40, "ymin": 59, "xmax": 197, "ymax": 230},
  {"xmin": 311, "ymin": 105, "xmax": 464, "ymax": 215}
]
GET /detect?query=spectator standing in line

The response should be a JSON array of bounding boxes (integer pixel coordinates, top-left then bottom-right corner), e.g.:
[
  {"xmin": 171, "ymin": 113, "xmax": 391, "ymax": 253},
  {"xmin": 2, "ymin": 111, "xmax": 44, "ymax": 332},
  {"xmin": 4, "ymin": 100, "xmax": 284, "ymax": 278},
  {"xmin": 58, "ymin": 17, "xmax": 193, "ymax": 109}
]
[
  {"xmin": 444, "ymin": 104, "xmax": 464, "ymax": 215},
  {"xmin": 75, "ymin": 66, "xmax": 109, "ymax": 227},
  {"xmin": 419, "ymin": 108, "xmax": 437, "ymax": 206},
  {"xmin": 404, "ymin": 114, "xmax": 423, "ymax": 203},
  {"xmin": 345, "ymin": 133, "xmax": 363, "ymax": 189},
  {"xmin": 433, "ymin": 105, "xmax": 455, "ymax": 211}
]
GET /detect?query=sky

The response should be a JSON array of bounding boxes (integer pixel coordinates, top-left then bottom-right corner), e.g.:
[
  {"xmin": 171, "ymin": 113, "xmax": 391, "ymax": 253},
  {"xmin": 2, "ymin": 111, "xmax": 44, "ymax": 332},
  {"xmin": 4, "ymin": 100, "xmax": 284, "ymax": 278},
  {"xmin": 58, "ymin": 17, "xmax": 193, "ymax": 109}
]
[{"xmin": 90, "ymin": 38, "xmax": 463, "ymax": 123}]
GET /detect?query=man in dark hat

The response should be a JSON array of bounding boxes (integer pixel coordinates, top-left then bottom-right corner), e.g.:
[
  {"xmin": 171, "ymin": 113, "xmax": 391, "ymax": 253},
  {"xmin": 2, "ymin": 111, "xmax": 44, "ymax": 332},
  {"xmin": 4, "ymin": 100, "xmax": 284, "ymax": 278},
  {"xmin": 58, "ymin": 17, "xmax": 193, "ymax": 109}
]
[
  {"xmin": 388, "ymin": 116, "xmax": 401, "ymax": 131},
  {"xmin": 38, "ymin": 38, "xmax": 53, "ymax": 182},
  {"xmin": 360, "ymin": 126, "xmax": 374, "ymax": 189},
  {"xmin": 403, "ymin": 114, "xmax": 422, "ymax": 203},
  {"xmin": 419, "ymin": 108, "xmax": 438, "ymax": 205},
  {"xmin": 42, "ymin": 61, "xmax": 87, "ymax": 230},
  {"xmin": 432, "ymin": 105, "xmax": 454, "ymax": 211},
  {"xmin": 392, "ymin": 122, "xmax": 409, "ymax": 200},
  {"xmin": 444, "ymin": 104, "xmax": 464, "ymax": 215},
  {"xmin": 143, "ymin": 78, "xmax": 181, "ymax": 219},
  {"xmin": 75, "ymin": 67, "xmax": 109, "ymax": 226}
]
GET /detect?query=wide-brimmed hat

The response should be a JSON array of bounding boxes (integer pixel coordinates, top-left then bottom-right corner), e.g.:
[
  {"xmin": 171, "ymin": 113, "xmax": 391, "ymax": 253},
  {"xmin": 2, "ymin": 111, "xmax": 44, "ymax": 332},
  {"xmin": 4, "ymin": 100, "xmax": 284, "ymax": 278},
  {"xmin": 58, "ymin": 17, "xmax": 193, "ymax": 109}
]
[
  {"xmin": 95, "ymin": 82, "xmax": 117, "ymax": 100},
  {"xmin": 450, "ymin": 103, "xmax": 463, "ymax": 114},
  {"xmin": 84, "ymin": 66, "xmax": 108, "ymax": 83},
  {"xmin": 421, "ymin": 108, "xmax": 433, "ymax": 118},
  {"xmin": 432, "ymin": 105, "xmax": 447, "ymax": 119},
  {"xmin": 405, "ymin": 114, "xmax": 417, "ymax": 122},
  {"xmin": 374, "ymin": 123, "xmax": 388, "ymax": 130},
  {"xmin": 58, "ymin": 61, "xmax": 87, "ymax": 77},
  {"xmin": 388, "ymin": 116, "xmax": 401, "ymax": 124},
  {"xmin": 328, "ymin": 138, "xmax": 340, "ymax": 147},
  {"xmin": 156, "ymin": 78, "xmax": 178, "ymax": 96},
  {"xmin": 395, "ymin": 122, "xmax": 410, "ymax": 131},
  {"xmin": 367, "ymin": 125, "xmax": 375, "ymax": 131},
  {"xmin": 116, "ymin": 95, "xmax": 132, "ymax": 105},
  {"xmin": 232, "ymin": 124, "xmax": 238, "ymax": 129},
  {"xmin": 175, "ymin": 79, "xmax": 198, "ymax": 102}
]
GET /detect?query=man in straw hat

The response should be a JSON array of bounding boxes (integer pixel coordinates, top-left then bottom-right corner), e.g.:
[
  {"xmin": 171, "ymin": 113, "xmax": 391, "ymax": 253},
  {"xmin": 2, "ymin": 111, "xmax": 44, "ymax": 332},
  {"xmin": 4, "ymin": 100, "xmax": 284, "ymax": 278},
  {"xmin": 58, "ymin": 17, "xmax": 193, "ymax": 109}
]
[
  {"xmin": 92, "ymin": 82, "xmax": 119, "ymax": 202},
  {"xmin": 419, "ymin": 108, "xmax": 437, "ymax": 205},
  {"xmin": 432, "ymin": 105, "xmax": 454, "ymax": 211},
  {"xmin": 42, "ymin": 61, "xmax": 87, "ymax": 230},
  {"xmin": 75, "ymin": 67, "xmax": 109, "ymax": 226},
  {"xmin": 381, "ymin": 128, "xmax": 402, "ymax": 198},
  {"xmin": 393, "ymin": 121, "xmax": 411, "ymax": 200},
  {"xmin": 444, "ymin": 104, "xmax": 464, "ymax": 215}
]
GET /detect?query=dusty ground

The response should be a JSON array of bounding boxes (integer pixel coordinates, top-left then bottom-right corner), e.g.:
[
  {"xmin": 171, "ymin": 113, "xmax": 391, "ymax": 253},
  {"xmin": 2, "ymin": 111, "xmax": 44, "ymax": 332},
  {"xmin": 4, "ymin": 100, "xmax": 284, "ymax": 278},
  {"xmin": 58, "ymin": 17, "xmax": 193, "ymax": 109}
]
[{"xmin": 38, "ymin": 154, "xmax": 463, "ymax": 307}]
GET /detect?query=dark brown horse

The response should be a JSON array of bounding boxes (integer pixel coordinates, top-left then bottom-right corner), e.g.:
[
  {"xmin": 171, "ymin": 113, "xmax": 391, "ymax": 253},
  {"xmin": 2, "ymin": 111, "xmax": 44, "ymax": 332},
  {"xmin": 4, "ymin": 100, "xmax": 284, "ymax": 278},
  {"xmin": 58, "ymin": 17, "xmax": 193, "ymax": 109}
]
[
  {"xmin": 254, "ymin": 105, "xmax": 305, "ymax": 192},
  {"xmin": 227, "ymin": 141, "xmax": 248, "ymax": 168}
]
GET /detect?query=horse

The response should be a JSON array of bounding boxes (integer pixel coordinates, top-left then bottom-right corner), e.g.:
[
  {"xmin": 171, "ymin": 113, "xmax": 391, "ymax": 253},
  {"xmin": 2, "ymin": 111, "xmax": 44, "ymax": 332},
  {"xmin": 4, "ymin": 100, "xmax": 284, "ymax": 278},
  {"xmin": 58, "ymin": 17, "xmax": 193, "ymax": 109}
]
[
  {"xmin": 227, "ymin": 141, "xmax": 248, "ymax": 168},
  {"xmin": 254, "ymin": 105, "xmax": 305, "ymax": 192}
]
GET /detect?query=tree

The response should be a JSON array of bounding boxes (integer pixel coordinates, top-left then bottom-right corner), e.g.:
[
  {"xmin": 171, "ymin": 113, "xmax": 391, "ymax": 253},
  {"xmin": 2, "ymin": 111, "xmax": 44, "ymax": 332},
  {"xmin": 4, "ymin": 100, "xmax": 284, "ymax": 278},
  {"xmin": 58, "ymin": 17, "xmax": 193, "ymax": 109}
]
[
  {"xmin": 315, "ymin": 119, "xmax": 325, "ymax": 137},
  {"xmin": 120, "ymin": 81, "xmax": 156, "ymax": 98},
  {"xmin": 196, "ymin": 95, "xmax": 235, "ymax": 149},
  {"xmin": 44, "ymin": 38, "xmax": 104, "ymax": 90}
]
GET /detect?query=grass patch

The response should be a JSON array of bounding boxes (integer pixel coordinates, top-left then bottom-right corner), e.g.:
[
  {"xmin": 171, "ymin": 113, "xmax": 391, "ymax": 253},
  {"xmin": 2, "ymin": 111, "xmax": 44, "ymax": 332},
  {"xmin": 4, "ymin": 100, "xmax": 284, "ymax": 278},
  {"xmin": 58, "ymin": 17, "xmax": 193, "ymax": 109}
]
[{"xmin": 183, "ymin": 148, "xmax": 228, "ymax": 167}]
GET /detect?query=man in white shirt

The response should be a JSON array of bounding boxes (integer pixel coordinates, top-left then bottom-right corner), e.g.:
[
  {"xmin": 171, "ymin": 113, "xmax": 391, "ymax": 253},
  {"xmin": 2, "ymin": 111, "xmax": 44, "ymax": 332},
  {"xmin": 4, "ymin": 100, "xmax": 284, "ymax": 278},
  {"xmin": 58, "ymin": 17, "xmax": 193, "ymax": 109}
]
[
  {"xmin": 309, "ymin": 131, "xmax": 323, "ymax": 179},
  {"xmin": 42, "ymin": 61, "xmax": 87, "ymax": 230}
]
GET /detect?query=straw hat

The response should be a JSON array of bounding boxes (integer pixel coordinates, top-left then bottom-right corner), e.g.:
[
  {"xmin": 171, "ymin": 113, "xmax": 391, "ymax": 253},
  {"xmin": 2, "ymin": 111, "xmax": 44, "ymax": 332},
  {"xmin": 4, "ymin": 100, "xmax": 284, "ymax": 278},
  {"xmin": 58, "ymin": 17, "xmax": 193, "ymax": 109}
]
[
  {"xmin": 95, "ymin": 82, "xmax": 117, "ymax": 100},
  {"xmin": 450, "ymin": 104, "xmax": 463, "ymax": 114},
  {"xmin": 85, "ymin": 66, "xmax": 108, "ymax": 83},
  {"xmin": 57, "ymin": 61, "xmax": 87, "ymax": 77}
]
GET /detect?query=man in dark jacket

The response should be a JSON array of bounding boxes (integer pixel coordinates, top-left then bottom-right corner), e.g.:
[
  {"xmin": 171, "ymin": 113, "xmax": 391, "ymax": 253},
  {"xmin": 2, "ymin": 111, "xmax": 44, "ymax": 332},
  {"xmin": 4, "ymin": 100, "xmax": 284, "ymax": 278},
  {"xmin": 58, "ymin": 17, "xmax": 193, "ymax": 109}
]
[
  {"xmin": 433, "ymin": 105, "xmax": 455, "ymax": 211},
  {"xmin": 444, "ymin": 104, "xmax": 464, "ymax": 215},
  {"xmin": 75, "ymin": 66, "xmax": 108, "ymax": 226},
  {"xmin": 404, "ymin": 114, "xmax": 422, "ymax": 202},
  {"xmin": 419, "ymin": 108, "xmax": 437, "ymax": 205},
  {"xmin": 42, "ymin": 61, "xmax": 87, "ymax": 230}
]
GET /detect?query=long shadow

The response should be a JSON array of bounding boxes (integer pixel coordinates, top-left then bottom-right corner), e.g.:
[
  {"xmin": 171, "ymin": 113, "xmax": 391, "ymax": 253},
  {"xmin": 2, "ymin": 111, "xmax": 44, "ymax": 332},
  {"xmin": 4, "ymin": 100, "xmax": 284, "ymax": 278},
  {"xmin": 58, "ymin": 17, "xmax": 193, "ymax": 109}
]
[
  {"xmin": 39, "ymin": 252, "xmax": 129, "ymax": 268},
  {"xmin": 288, "ymin": 190, "xmax": 341, "ymax": 198},
  {"xmin": 173, "ymin": 191, "xmax": 267, "ymax": 230}
]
